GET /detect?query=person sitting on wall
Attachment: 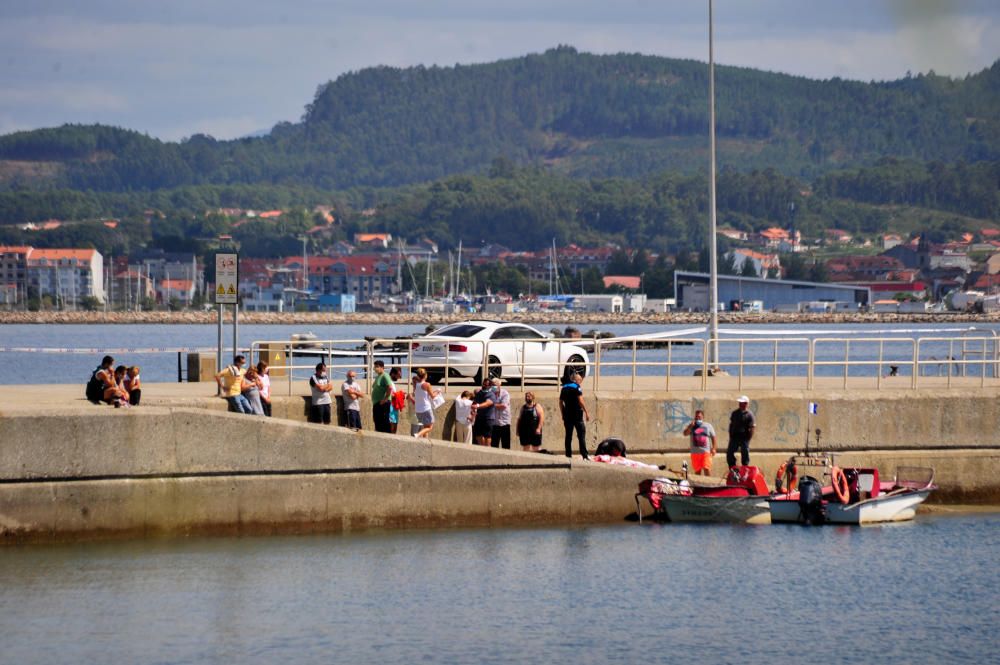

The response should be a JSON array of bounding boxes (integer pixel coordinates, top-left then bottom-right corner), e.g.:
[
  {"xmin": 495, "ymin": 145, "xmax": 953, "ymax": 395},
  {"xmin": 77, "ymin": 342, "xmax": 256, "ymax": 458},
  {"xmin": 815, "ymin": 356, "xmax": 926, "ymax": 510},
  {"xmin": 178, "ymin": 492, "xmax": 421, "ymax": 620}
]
[
  {"xmin": 86, "ymin": 355, "xmax": 115, "ymax": 404},
  {"xmin": 215, "ymin": 355, "xmax": 253, "ymax": 414}
]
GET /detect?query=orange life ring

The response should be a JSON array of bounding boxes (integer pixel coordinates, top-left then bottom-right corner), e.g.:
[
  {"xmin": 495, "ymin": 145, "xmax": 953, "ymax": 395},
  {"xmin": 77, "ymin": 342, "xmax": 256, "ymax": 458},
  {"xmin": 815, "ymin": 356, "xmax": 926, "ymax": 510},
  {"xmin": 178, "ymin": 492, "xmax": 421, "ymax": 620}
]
[
  {"xmin": 775, "ymin": 460, "xmax": 798, "ymax": 494},
  {"xmin": 831, "ymin": 466, "xmax": 850, "ymax": 504}
]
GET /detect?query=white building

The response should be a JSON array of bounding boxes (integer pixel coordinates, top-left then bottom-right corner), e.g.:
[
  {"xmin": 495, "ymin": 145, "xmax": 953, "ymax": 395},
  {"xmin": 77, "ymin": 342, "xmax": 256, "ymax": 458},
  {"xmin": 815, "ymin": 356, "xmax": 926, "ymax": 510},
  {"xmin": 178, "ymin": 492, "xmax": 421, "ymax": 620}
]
[
  {"xmin": 0, "ymin": 245, "xmax": 31, "ymax": 306},
  {"xmin": 568, "ymin": 294, "xmax": 623, "ymax": 313},
  {"xmin": 27, "ymin": 248, "xmax": 105, "ymax": 306}
]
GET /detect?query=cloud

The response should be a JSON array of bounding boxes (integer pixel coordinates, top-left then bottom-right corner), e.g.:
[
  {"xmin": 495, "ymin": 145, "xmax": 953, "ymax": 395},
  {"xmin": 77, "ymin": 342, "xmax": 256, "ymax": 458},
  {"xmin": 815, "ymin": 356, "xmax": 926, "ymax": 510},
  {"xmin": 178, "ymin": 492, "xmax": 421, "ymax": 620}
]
[
  {"xmin": 0, "ymin": 1, "xmax": 997, "ymax": 140},
  {"xmin": 3, "ymin": 84, "xmax": 130, "ymax": 113}
]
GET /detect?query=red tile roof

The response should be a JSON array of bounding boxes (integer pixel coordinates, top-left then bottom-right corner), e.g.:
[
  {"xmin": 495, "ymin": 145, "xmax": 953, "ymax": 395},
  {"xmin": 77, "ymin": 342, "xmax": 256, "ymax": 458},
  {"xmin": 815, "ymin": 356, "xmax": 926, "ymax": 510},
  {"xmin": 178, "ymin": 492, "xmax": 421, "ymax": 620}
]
[
  {"xmin": 602, "ymin": 275, "xmax": 641, "ymax": 289},
  {"xmin": 159, "ymin": 279, "xmax": 193, "ymax": 290},
  {"xmin": 760, "ymin": 227, "xmax": 789, "ymax": 240},
  {"xmin": 28, "ymin": 248, "xmax": 97, "ymax": 262}
]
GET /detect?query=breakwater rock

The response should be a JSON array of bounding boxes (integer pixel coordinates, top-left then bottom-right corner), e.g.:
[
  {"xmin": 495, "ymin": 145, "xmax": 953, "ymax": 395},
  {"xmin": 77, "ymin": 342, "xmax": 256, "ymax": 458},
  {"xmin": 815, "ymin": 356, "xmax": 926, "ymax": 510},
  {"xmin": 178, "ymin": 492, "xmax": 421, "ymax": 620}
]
[{"xmin": 2, "ymin": 310, "xmax": 998, "ymax": 326}]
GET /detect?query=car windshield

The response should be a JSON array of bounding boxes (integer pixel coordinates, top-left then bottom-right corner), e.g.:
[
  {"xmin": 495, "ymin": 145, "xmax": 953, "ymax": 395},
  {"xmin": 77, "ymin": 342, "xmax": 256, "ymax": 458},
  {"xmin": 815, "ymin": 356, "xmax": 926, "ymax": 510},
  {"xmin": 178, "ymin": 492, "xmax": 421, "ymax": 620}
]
[{"xmin": 427, "ymin": 324, "xmax": 485, "ymax": 338}]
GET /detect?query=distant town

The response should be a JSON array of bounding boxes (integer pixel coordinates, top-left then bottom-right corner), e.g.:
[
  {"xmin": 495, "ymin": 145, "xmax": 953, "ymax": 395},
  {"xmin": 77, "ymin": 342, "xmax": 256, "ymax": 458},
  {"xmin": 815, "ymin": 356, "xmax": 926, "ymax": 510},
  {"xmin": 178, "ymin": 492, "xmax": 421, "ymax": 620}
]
[{"xmin": 3, "ymin": 206, "xmax": 1000, "ymax": 315}]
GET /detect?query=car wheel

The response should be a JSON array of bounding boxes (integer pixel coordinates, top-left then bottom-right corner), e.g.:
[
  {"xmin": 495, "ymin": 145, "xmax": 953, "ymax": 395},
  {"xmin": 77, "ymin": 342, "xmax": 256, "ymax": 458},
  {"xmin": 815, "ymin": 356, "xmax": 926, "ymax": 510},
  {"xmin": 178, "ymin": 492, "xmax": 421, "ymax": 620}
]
[
  {"xmin": 562, "ymin": 355, "xmax": 587, "ymax": 381},
  {"xmin": 474, "ymin": 356, "xmax": 503, "ymax": 385}
]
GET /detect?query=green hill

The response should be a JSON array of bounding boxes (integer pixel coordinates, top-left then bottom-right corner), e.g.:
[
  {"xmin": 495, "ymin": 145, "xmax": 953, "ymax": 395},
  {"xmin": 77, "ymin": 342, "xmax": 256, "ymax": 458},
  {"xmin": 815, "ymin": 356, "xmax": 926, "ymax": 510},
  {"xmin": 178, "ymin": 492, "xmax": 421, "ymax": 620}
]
[{"xmin": 1, "ymin": 47, "xmax": 997, "ymax": 192}]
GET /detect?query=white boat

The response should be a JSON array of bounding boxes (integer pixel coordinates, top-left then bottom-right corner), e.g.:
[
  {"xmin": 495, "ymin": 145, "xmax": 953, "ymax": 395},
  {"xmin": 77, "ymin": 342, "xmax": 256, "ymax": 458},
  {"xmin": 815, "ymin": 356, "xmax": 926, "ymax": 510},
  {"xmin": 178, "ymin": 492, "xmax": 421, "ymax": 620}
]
[
  {"xmin": 290, "ymin": 332, "xmax": 321, "ymax": 349},
  {"xmin": 661, "ymin": 494, "xmax": 771, "ymax": 524},
  {"xmin": 769, "ymin": 462, "xmax": 935, "ymax": 525}
]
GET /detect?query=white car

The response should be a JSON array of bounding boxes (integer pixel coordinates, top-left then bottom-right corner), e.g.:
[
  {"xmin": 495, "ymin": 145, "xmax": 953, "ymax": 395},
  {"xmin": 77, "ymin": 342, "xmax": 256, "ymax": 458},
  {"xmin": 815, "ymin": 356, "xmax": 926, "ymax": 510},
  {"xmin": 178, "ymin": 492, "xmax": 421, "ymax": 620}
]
[{"xmin": 411, "ymin": 320, "xmax": 590, "ymax": 385}]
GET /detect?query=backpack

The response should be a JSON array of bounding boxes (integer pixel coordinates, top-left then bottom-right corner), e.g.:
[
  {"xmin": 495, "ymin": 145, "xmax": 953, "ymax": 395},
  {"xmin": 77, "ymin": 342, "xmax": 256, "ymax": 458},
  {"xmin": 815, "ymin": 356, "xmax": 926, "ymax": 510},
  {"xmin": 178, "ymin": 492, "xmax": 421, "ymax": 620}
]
[
  {"xmin": 85, "ymin": 368, "xmax": 104, "ymax": 403},
  {"xmin": 595, "ymin": 437, "xmax": 627, "ymax": 457},
  {"xmin": 391, "ymin": 390, "xmax": 407, "ymax": 411}
]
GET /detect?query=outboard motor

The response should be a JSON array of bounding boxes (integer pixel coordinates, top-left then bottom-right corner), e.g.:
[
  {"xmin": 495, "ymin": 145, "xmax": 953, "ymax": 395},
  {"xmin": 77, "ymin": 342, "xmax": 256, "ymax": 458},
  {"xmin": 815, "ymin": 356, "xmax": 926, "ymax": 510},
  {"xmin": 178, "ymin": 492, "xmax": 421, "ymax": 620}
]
[{"xmin": 797, "ymin": 475, "xmax": 825, "ymax": 526}]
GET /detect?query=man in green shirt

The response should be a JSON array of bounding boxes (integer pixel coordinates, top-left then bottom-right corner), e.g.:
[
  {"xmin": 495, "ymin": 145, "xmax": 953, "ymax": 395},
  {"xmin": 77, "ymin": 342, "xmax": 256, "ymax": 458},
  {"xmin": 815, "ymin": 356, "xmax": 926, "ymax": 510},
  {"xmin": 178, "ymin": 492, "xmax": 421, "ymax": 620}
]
[{"xmin": 371, "ymin": 360, "xmax": 394, "ymax": 433}]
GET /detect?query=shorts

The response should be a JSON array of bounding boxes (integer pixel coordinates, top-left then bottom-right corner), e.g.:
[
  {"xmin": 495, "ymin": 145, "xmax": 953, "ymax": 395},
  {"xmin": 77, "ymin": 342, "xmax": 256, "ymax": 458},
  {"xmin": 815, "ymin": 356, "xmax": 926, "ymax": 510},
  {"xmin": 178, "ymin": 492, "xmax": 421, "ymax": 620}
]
[
  {"xmin": 416, "ymin": 410, "xmax": 434, "ymax": 426},
  {"xmin": 519, "ymin": 433, "xmax": 542, "ymax": 447},
  {"xmin": 691, "ymin": 451, "xmax": 713, "ymax": 473},
  {"xmin": 473, "ymin": 420, "xmax": 493, "ymax": 438}
]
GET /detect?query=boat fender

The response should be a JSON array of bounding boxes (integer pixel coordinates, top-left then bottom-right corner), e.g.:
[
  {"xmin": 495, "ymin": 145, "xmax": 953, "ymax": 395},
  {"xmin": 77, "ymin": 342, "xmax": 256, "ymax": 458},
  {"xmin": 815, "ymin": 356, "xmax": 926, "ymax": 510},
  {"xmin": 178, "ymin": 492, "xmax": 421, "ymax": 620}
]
[
  {"xmin": 775, "ymin": 460, "xmax": 798, "ymax": 494},
  {"xmin": 831, "ymin": 466, "xmax": 850, "ymax": 504}
]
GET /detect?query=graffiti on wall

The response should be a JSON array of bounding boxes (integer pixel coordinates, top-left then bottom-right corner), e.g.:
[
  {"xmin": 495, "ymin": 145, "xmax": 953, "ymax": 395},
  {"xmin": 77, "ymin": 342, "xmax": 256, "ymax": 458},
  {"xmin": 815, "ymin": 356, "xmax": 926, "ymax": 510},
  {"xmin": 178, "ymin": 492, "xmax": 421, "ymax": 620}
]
[
  {"xmin": 662, "ymin": 400, "xmax": 691, "ymax": 434},
  {"xmin": 772, "ymin": 409, "xmax": 801, "ymax": 444}
]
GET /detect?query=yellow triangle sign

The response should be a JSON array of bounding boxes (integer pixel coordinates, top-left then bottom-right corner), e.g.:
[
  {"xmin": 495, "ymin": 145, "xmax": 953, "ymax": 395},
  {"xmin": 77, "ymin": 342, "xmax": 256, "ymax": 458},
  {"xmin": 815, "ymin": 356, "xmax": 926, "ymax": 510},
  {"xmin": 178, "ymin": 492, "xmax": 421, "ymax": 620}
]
[
  {"xmin": 227, "ymin": 285, "xmax": 237, "ymax": 295},
  {"xmin": 216, "ymin": 285, "xmax": 225, "ymax": 295}
]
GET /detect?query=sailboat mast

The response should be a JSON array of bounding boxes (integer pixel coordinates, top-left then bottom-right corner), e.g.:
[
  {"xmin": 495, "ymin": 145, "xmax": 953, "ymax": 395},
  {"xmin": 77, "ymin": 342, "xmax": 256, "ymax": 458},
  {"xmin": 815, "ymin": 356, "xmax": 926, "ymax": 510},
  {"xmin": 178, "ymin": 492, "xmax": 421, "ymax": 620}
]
[
  {"xmin": 552, "ymin": 239, "xmax": 560, "ymax": 297},
  {"xmin": 455, "ymin": 239, "xmax": 462, "ymax": 297},
  {"xmin": 396, "ymin": 240, "xmax": 403, "ymax": 294},
  {"xmin": 708, "ymin": 0, "xmax": 720, "ymax": 367}
]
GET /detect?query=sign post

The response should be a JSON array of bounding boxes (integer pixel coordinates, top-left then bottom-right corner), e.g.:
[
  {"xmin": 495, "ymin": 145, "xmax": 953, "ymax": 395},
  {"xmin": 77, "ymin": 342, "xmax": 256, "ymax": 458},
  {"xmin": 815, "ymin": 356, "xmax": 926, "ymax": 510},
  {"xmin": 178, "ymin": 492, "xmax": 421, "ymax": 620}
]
[{"xmin": 215, "ymin": 252, "xmax": 239, "ymax": 380}]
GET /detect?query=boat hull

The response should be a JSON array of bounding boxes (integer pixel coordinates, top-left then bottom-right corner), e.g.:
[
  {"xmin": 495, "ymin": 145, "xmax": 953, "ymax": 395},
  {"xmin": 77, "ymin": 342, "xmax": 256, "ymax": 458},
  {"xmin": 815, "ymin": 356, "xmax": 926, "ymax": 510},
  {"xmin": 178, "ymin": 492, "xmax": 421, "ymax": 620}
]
[
  {"xmin": 769, "ymin": 488, "xmax": 933, "ymax": 525},
  {"xmin": 661, "ymin": 495, "xmax": 771, "ymax": 524}
]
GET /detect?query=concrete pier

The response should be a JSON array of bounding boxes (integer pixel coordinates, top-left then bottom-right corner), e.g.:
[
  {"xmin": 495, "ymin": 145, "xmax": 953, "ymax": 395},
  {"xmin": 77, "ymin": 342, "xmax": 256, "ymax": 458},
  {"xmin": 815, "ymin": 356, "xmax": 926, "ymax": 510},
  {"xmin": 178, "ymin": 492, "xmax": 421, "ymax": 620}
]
[
  {"xmin": 1, "ymin": 377, "xmax": 998, "ymax": 543},
  {"xmin": 0, "ymin": 406, "xmax": 651, "ymax": 543}
]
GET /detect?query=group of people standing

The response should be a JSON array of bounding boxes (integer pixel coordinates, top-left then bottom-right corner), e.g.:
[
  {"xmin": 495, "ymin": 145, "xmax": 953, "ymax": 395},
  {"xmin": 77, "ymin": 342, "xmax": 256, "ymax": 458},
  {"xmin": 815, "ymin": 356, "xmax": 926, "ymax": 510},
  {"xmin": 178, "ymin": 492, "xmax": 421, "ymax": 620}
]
[
  {"xmin": 86, "ymin": 355, "xmax": 142, "ymax": 408},
  {"xmin": 682, "ymin": 395, "xmax": 756, "ymax": 476},
  {"xmin": 214, "ymin": 355, "xmax": 272, "ymax": 416},
  {"xmin": 211, "ymin": 354, "xmax": 758, "ymax": 474},
  {"xmin": 451, "ymin": 377, "xmax": 514, "ymax": 448},
  {"xmin": 310, "ymin": 359, "xmax": 418, "ymax": 434},
  {"xmin": 448, "ymin": 372, "xmax": 588, "ymax": 459},
  {"xmin": 300, "ymin": 360, "xmax": 593, "ymax": 460}
]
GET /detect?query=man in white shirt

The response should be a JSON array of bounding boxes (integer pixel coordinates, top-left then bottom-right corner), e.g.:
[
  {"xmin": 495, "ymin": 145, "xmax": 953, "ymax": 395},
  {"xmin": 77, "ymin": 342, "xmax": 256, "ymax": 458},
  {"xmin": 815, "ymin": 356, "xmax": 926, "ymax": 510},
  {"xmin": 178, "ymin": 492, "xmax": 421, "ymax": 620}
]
[
  {"xmin": 308, "ymin": 362, "xmax": 333, "ymax": 424},
  {"xmin": 341, "ymin": 370, "xmax": 364, "ymax": 430},
  {"xmin": 490, "ymin": 377, "xmax": 512, "ymax": 449}
]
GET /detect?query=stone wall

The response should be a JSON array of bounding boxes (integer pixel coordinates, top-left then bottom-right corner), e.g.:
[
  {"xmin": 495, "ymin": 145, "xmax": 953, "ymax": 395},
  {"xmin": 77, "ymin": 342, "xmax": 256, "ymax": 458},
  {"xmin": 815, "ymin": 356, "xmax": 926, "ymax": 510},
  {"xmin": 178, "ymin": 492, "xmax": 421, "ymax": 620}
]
[
  {"xmin": 223, "ymin": 387, "xmax": 1000, "ymax": 454},
  {"xmin": 0, "ymin": 407, "xmax": 651, "ymax": 544}
]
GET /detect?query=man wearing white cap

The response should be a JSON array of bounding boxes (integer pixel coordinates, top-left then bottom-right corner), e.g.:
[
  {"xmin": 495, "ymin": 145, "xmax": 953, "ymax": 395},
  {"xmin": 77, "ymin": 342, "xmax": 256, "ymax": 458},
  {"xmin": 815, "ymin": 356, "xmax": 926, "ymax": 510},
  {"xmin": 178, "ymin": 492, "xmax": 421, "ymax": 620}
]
[{"xmin": 727, "ymin": 396, "xmax": 756, "ymax": 468}]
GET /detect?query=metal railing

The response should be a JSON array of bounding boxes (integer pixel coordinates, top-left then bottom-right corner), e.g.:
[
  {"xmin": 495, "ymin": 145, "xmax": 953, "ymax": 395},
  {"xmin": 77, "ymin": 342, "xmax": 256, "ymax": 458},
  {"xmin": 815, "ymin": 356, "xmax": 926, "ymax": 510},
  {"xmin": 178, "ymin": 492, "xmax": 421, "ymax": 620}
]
[{"xmin": 248, "ymin": 331, "xmax": 1000, "ymax": 395}]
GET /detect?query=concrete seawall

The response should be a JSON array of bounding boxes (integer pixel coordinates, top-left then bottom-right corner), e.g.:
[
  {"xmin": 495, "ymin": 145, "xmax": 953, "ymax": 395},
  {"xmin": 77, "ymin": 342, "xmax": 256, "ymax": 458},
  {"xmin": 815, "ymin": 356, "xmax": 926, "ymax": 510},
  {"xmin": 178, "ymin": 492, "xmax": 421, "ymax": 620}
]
[
  {"xmin": 2, "ymin": 380, "xmax": 998, "ymax": 543},
  {"xmin": 151, "ymin": 383, "xmax": 1000, "ymax": 453},
  {"xmin": 0, "ymin": 408, "xmax": 652, "ymax": 544}
]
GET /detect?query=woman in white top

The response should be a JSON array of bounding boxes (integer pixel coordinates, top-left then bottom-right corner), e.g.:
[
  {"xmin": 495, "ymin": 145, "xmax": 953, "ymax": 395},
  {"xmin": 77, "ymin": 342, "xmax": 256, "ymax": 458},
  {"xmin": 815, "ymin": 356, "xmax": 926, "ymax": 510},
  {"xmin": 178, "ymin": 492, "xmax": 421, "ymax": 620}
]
[
  {"xmin": 453, "ymin": 390, "xmax": 474, "ymax": 444},
  {"xmin": 256, "ymin": 361, "xmax": 272, "ymax": 417},
  {"xmin": 407, "ymin": 367, "xmax": 440, "ymax": 438}
]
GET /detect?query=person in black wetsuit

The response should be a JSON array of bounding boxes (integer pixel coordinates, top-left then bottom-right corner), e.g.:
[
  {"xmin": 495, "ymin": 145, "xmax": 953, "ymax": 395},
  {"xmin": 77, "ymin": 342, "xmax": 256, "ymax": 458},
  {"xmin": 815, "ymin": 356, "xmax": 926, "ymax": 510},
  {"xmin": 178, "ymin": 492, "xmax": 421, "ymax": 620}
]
[{"xmin": 559, "ymin": 373, "xmax": 590, "ymax": 460}]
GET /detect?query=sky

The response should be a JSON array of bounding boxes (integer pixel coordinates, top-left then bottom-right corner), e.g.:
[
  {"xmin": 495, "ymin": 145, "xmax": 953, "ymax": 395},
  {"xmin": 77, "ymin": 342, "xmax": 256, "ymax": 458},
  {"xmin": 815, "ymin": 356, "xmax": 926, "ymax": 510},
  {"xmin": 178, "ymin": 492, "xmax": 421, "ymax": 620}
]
[{"xmin": 1, "ymin": 0, "xmax": 997, "ymax": 142}]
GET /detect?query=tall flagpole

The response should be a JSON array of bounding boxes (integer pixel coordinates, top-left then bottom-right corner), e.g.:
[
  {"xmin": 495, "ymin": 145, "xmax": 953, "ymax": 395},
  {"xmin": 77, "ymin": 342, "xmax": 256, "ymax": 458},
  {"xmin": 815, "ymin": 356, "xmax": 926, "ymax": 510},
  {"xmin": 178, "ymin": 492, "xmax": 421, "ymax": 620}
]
[{"xmin": 708, "ymin": 0, "xmax": 720, "ymax": 369}]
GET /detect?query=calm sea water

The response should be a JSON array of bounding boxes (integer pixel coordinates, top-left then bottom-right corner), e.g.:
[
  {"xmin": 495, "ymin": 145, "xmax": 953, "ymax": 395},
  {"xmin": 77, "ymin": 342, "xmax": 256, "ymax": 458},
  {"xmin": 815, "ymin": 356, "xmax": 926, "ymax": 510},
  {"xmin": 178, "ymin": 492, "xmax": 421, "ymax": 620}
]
[
  {"xmin": 1, "ymin": 322, "xmax": 997, "ymax": 384},
  {"xmin": 1, "ymin": 514, "xmax": 997, "ymax": 664}
]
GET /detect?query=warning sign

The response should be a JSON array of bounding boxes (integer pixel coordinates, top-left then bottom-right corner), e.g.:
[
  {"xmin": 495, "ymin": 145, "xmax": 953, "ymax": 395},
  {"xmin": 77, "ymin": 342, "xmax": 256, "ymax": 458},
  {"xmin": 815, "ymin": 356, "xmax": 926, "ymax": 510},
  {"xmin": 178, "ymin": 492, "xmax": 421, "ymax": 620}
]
[{"xmin": 215, "ymin": 253, "xmax": 239, "ymax": 304}]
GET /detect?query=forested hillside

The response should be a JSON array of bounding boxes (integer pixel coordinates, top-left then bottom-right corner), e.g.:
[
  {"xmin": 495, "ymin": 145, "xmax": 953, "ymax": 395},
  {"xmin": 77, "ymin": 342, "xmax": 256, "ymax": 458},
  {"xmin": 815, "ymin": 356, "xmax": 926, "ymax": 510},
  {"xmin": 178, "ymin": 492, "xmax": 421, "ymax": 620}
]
[
  {"xmin": 1, "ymin": 47, "xmax": 997, "ymax": 193},
  {"xmin": 1, "ymin": 159, "xmax": 995, "ymax": 261}
]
